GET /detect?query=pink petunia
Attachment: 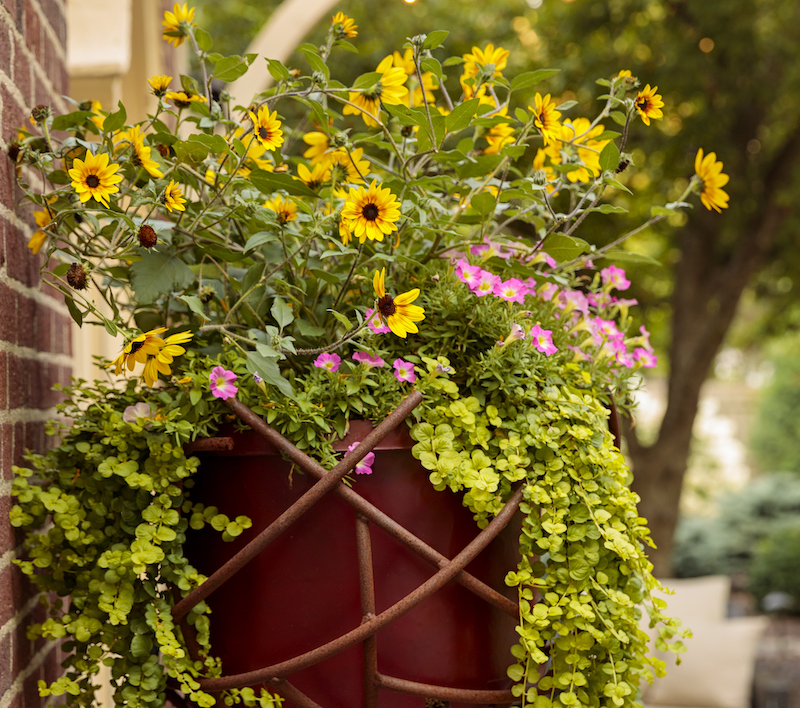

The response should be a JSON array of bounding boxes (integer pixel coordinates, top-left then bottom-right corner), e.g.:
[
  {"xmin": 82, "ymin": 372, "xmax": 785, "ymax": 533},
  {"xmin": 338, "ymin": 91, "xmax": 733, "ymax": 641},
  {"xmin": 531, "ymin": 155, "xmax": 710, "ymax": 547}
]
[
  {"xmin": 499, "ymin": 323, "xmax": 526, "ymax": 348},
  {"xmin": 559, "ymin": 289, "xmax": 590, "ymax": 316},
  {"xmin": 634, "ymin": 347, "xmax": 658, "ymax": 368},
  {"xmin": 530, "ymin": 324, "xmax": 558, "ymax": 356},
  {"xmin": 471, "ymin": 240, "xmax": 512, "ymax": 259},
  {"xmin": 123, "ymin": 402, "xmax": 154, "ymax": 427},
  {"xmin": 209, "ymin": 366, "xmax": 238, "ymax": 400},
  {"xmin": 455, "ymin": 259, "xmax": 482, "ymax": 288},
  {"xmin": 471, "ymin": 269, "xmax": 501, "ymax": 297},
  {"xmin": 493, "ymin": 278, "xmax": 528, "ymax": 303},
  {"xmin": 346, "ymin": 441, "xmax": 375, "ymax": 475},
  {"xmin": 353, "ymin": 352, "xmax": 385, "ymax": 368},
  {"xmin": 393, "ymin": 359, "xmax": 417, "ymax": 383},
  {"xmin": 538, "ymin": 282, "xmax": 559, "ymax": 302},
  {"xmin": 600, "ymin": 264, "xmax": 631, "ymax": 291},
  {"xmin": 365, "ymin": 308, "xmax": 391, "ymax": 334},
  {"xmin": 314, "ymin": 352, "xmax": 341, "ymax": 372}
]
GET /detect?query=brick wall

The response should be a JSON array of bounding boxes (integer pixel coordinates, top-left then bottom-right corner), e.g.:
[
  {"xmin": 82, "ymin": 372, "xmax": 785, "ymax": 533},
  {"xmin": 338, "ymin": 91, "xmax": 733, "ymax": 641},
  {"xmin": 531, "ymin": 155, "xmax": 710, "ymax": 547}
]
[{"xmin": 0, "ymin": 1, "xmax": 72, "ymax": 708}]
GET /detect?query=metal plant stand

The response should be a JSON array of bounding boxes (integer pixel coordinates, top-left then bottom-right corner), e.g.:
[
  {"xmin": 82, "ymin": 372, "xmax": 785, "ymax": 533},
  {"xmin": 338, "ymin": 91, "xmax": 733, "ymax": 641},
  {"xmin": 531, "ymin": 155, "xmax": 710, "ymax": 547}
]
[{"xmin": 174, "ymin": 391, "xmax": 526, "ymax": 707}]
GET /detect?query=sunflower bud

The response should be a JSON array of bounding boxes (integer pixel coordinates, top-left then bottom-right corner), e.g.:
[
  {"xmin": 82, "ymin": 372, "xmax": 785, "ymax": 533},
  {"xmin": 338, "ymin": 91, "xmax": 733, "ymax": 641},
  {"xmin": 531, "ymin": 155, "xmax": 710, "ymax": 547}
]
[
  {"xmin": 66, "ymin": 263, "xmax": 88, "ymax": 290},
  {"xmin": 138, "ymin": 224, "xmax": 158, "ymax": 249},
  {"xmin": 30, "ymin": 104, "xmax": 51, "ymax": 125},
  {"xmin": 532, "ymin": 169, "xmax": 548, "ymax": 186},
  {"xmin": 198, "ymin": 285, "xmax": 215, "ymax": 303}
]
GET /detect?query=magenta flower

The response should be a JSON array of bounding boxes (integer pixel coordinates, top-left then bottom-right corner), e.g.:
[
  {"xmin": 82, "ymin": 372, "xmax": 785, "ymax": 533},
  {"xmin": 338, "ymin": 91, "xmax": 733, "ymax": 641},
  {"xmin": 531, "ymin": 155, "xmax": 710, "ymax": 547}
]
[
  {"xmin": 353, "ymin": 352, "xmax": 385, "ymax": 368},
  {"xmin": 470, "ymin": 240, "xmax": 512, "ymax": 259},
  {"xmin": 538, "ymin": 282, "xmax": 559, "ymax": 302},
  {"xmin": 346, "ymin": 441, "xmax": 375, "ymax": 475},
  {"xmin": 634, "ymin": 348, "xmax": 658, "ymax": 368},
  {"xmin": 123, "ymin": 402, "xmax": 154, "ymax": 427},
  {"xmin": 493, "ymin": 278, "xmax": 528, "ymax": 303},
  {"xmin": 528, "ymin": 251, "xmax": 557, "ymax": 269},
  {"xmin": 365, "ymin": 308, "xmax": 391, "ymax": 334},
  {"xmin": 392, "ymin": 359, "xmax": 417, "ymax": 383},
  {"xmin": 455, "ymin": 259, "xmax": 481, "ymax": 288},
  {"xmin": 616, "ymin": 351, "xmax": 635, "ymax": 368},
  {"xmin": 530, "ymin": 324, "xmax": 558, "ymax": 356},
  {"xmin": 314, "ymin": 352, "xmax": 342, "ymax": 372},
  {"xmin": 471, "ymin": 269, "xmax": 501, "ymax": 297},
  {"xmin": 209, "ymin": 366, "xmax": 238, "ymax": 400},
  {"xmin": 601, "ymin": 265, "xmax": 631, "ymax": 291},
  {"xmin": 559, "ymin": 289, "xmax": 590, "ymax": 316}
]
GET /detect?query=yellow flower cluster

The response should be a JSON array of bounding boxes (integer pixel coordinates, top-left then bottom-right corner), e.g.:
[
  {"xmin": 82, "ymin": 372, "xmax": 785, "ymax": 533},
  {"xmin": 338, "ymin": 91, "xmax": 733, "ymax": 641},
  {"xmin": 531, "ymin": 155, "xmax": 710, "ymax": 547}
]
[{"xmin": 110, "ymin": 329, "xmax": 194, "ymax": 386}]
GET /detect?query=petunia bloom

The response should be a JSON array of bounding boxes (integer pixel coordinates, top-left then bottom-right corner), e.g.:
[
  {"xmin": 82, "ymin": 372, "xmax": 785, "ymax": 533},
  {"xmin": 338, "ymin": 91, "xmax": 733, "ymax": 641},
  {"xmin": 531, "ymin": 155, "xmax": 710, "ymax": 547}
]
[
  {"xmin": 314, "ymin": 352, "xmax": 341, "ymax": 372},
  {"xmin": 393, "ymin": 359, "xmax": 417, "ymax": 383},
  {"xmin": 365, "ymin": 308, "xmax": 391, "ymax": 334},
  {"xmin": 634, "ymin": 348, "xmax": 658, "ymax": 368},
  {"xmin": 530, "ymin": 324, "xmax": 558, "ymax": 356},
  {"xmin": 123, "ymin": 402, "xmax": 154, "ymax": 426},
  {"xmin": 353, "ymin": 352, "xmax": 386, "ymax": 368},
  {"xmin": 209, "ymin": 366, "xmax": 238, "ymax": 400},
  {"xmin": 600, "ymin": 265, "xmax": 631, "ymax": 292},
  {"xmin": 346, "ymin": 441, "xmax": 375, "ymax": 475}
]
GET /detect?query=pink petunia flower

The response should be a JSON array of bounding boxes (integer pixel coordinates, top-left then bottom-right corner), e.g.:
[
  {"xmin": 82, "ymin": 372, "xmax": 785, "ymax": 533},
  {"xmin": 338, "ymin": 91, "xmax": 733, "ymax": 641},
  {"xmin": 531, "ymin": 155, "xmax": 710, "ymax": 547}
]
[
  {"xmin": 209, "ymin": 366, "xmax": 238, "ymax": 400},
  {"xmin": 346, "ymin": 441, "xmax": 375, "ymax": 475},
  {"xmin": 123, "ymin": 402, "xmax": 154, "ymax": 427},
  {"xmin": 353, "ymin": 352, "xmax": 385, "ymax": 368},
  {"xmin": 455, "ymin": 259, "xmax": 482, "ymax": 288},
  {"xmin": 498, "ymin": 323, "xmax": 526, "ymax": 348},
  {"xmin": 365, "ymin": 308, "xmax": 391, "ymax": 334},
  {"xmin": 493, "ymin": 278, "xmax": 528, "ymax": 303},
  {"xmin": 538, "ymin": 282, "xmax": 559, "ymax": 302},
  {"xmin": 471, "ymin": 269, "xmax": 501, "ymax": 297},
  {"xmin": 600, "ymin": 264, "xmax": 631, "ymax": 291},
  {"xmin": 528, "ymin": 251, "xmax": 557, "ymax": 269},
  {"xmin": 634, "ymin": 347, "xmax": 658, "ymax": 368},
  {"xmin": 393, "ymin": 358, "xmax": 417, "ymax": 383},
  {"xmin": 314, "ymin": 352, "xmax": 342, "ymax": 372},
  {"xmin": 471, "ymin": 240, "xmax": 512, "ymax": 259},
  {"xmin": 559, "ymin": 289, "xmax": 590, "ymax": 317},
  {"xmin": 530, "ymin": 324, "xmax": 558, "ymax": 356}
]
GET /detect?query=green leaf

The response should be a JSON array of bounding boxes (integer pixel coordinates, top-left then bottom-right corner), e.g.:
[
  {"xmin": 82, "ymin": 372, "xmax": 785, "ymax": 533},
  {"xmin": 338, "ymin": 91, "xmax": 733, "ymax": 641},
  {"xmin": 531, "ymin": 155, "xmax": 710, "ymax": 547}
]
[
  {"xmin": 296, "ymin": 320, "xmax": 325, "ymax": 337},
  {"xmin": 187, "ymin": 133, "xmax": 228, "ymax": 153},
  {"xmin": 266, "ymin": 58, "xmax": 290, "ymax": 82},
  {"xmin": 271, "ymin": 298, "xmax": 294, "ymax": 329},
  {"xmin": 423, "ymin": 30, "xmax": 449, "ymax": 50},
  {"xmin": 51, "ymin": 111, "xmax": 95, "ymax": 132},
  {"xmin": 180, "ymin": 74, "xmax": 201, "ymax": 95},
  {"xmin": 173, "ymin": 140, "xmax": 209, "ymax": 164},
  {"xmin": 213, "ymin": 55, "xmax": 255, "ymax": 83},
  {"xmin": 514, "ymin": 107, "xmax": 528, "ymax": 123},
  {"xmin": 245, "ymin": 352, "xmax": 295, "ymax": 400},
  {"xmin": 130, "ymin": 251, "xmax": 194, "ymax": 304},
  {"xmin": 243, "ymin": 231, "xmax": 279, "ymax": 253},
  {"xmin": 195, "ymin": 28, "xmax": 212, "ymax": 52},
  {"xmin": 510, "ymin": 69, "xmax": 559, "ymax": 93},
  {"xmin": 65, "ymin": 296, "xmax": 83, "ymax": 326},
  {"xmin": 249, "ymin": 169, "xmax": 318, "ymax": 198},
  {"xmin": 352, "ymin": 72, "xmax": 382, "ymax": 91},
  {"xmin": 593, "ymin": 204, "xmax": 628, "ymax": 214},
  {"xmin": 610, "ymin": 110, "xmax": 627, "ymax": 126},
  {"xmin": 130, "ymin": 635, "xmax": 153, "ymax": 659},
  {"xmin": 328, "ymin": 309, "xmax": 352, "ymax": 330},
  {"xmin": 297, "ymin": 46, "xmax": 330, "ymax": 80},
  {"xmin": 651, "ymin": 205, "xmax": 672, "ymax": 217},
  {"xmin": 603, "ymin": 176, "xmax": 633, "ymax": 194},
  {"xmin": 598, "ymin": 250, "xmax": 662, "ymax": 267},
  {"xmin": 542, "ymin": 234, "xmax": 589, "ymax": 262},
  {"xmin": 103, "ymin": 102, "xmax": 127, "ymax": 133},
  {"xmin": 420, "ymin": 57, "xmax": 443, "ymax": 79},
  {"xmin": 47, "ymin": 169, "xmax": 71, "ymax": 185},
  {"xmin": 599, "ymin": 142, "xmax": 620, "ymax": 172},
  {"xmin": 507, "ymin": 664, "xmax": 524, "ymax": 682},
  {"xmin": 445, "ymin": 98, "xmax": 480, "ymax": 133},
  {"xmin": 179, "ymin": 295, "xmax": 209, "ymax": 321},
  {"xmin": 470, "ymin": 192, "xmax": 496, "ymax": 216},
  {"xmin": 454, "ymin": 154, "xmax": 503, "ymax": 180}
]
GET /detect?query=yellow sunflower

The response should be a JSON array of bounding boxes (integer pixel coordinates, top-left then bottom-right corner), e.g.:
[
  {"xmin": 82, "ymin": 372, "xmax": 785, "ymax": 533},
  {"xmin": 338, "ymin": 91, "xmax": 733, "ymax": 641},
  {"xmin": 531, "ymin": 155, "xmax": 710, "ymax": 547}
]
[
  {"xmin": 264, "ymin": 194, "xmax": 297, "ymax": 225},
  {"xmin": 694, "ymin": 148, "xmax": 730, "ymax": 213},
  {"xmin": 302, "ymin": 132, "xmax": 331, "ymax": 165},
  {"xmin": 110, "ymin": 328, "xmax": 168, "ymax": 376},
  {"xmin": 148, "ymin": 75, "xmax": 172, "ymax": 97},
  {"xmin": 162, "ymin": 3, "xmax": 195, "ymax": 47},
  {"xmin": 297, "ymin": 162, "xmax": 330, "ymax": 189},
  {"xmin": 343, "ymin": 55, "xmax": 408, "ymax": 127},
  {"xmin": 340, "ymin": 180, "xmax": 401, "ymax": 243},
  {"xmin": 165, "ymin": 90, "xmax": 206, "ymax": 109},
  {"xmin": 547, "ymin": 118, "xmax": 610, "ymax": 183},
  {"xmin": 460, "ymin": 43, "xmax": 510, "ymax": 99},
  {"xmin": 120, "ymin": 125, "xmax": 163, "ymax": 178},
  {"xmin": 327, "ymin": 147, "xmax": 370, "ymax": 183},
  {"xmin": 483, "ymin": 106, "xmax": 515, "ymax": 155},
  {"xmin": 163, "ymin": 179, "xmax": 186, "ymax": 212},
  {"xmin": 142, "ymin": 331, "xmax": 194, "ymax": 386},
  {"xmin": 89, "ymin": 100, "xmax": 105, "ymax": 130},
  {"xmin": 68, "ymin": 150, "xmax": 123, "ymax": 208},
  {"xmin": 248, "ymin": 106, "xmax": 285, "ymax": 152},
  {"xmin": 392, "ymin": 48, "xmax": 416, "ymax": 76},
  {"xmin": 635, "ymin": 84, "xmax": 664, "ymax": 126},
  {"xmin": 372, "ymin": 268, "xmax": 425, "ymax": 339},
  {"xmin": 27, "ymin": 209, "xmax": 51, "ymax": 254},
  {"xmin": 529, "ymin": 93, "xmax": 562, "ymax": 147},
  {"xmin": 331, "ymin": 12, "xmax": 357, "ymax": 39}
]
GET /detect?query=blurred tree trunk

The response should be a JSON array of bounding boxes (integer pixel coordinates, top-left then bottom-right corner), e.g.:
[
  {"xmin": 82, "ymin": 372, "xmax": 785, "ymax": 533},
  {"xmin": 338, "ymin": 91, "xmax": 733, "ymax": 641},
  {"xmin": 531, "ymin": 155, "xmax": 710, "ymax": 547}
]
[{"xmin": 626, "ymin": 128, "xmax": 800, "ymax": 576}]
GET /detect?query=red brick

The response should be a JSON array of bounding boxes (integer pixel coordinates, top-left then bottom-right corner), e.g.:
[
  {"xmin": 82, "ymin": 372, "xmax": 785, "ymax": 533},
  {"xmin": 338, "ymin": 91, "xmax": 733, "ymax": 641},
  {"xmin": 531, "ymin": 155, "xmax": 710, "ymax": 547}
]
[
  {"xmin": 1, "ymin": 81, "xmax": 27, "ymax": 145},
  {"xmin": 0, "ymin": 563, "xmax": 35, "ymax": 630},
  {"xmin": 23, "ymin": 0, "xmax": 41, "ymax": 63},
  {"xmin": 2, "ymin": 0, "xmax": 18, "ymax": 22},
  {"xmin": 0, "ymin": 282, "xmax": 16, "ymax": 343},
  {"xmin": 54, "ymin": 312, "xmax": 70, "ymax": 355},
  {"xmin": 0, "ymin": 22, "xmax": 12, "ymax": 77},
  {"xmin": 5, "ymin": 220, "xmax": 37, "ymax": 287},
  {"xmin": 1, "ymin": 424, "xmax": 13, "ymax": 477},
  {"xmin": 12, "ymin": 422, "xmax": 25, "ymax": 465},
  {"xmin": 34, "ymin": 301, "xmax": 51, "ymax": 353},
  {"xmin": 0, "ymin": 148, "xmax": 17, "ymax": 210},
  {"xmin": 12, "ymin": 38, "xmax": 31, "ymax": 106},
  {"xmin": 0, "ymin": 633, "xmax": 11, "ymax": 695},
  {"xmin": 0, "ymin": 352, "xmax": 7, "ymax": 409},
  {"xmin": 16, "ymin": 293, "xmax": 35, "ymax": 349},
  {"xmin": 0, "ymin": 495, "xmax": 14, "ymax": 557},
  {"xmin": 8, "ymin": 355, "xmax": 27, "ymax": 408}
]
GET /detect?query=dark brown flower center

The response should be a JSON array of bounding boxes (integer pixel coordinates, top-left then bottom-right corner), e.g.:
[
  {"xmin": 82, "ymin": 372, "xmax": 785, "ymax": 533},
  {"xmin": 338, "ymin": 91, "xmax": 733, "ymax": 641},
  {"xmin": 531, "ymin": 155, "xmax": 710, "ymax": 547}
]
[
  {"xmin": 86, "ymin": 174, "xmax": 100, "ymax": 188},
  {"xmin": 259, "ymin": 126, "xmax": 271, "ymax": 141},
  {"xmin": 362, "ymin": 203, "xmax": 379, "ymax": 221},
  {"xmin": 377, "ymin": 294, "xmax": 396, "ymax": 317},
  {"xmin": 128, "ymin": 340, "xmax": 146, "ymax": 354},
  {"xmin": 636, "ymin": 97, "xmax": 649, "ymax": 111}
]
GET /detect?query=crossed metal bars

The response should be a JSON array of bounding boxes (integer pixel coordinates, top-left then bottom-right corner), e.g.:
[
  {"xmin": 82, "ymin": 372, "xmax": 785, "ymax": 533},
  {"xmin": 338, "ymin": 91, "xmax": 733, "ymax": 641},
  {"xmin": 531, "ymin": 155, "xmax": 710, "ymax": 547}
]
[{"xmin": 175, "ymin": 391, "xmax": 524, "ymax": 707}]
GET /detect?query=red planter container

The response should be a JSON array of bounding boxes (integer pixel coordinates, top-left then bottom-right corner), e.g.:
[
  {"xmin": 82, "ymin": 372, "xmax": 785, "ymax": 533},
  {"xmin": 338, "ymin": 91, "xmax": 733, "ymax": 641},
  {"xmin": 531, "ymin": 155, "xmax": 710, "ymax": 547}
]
[{"xmin": 185, "ymin": 422, "xmax": 520, "ymax": 707}]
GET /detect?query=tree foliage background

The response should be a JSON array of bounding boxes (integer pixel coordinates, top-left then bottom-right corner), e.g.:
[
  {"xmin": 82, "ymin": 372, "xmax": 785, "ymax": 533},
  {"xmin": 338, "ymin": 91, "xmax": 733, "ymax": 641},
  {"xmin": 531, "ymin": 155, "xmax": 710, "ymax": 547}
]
[{"xmin": 194, "ymin": 0, "xmax": 800, "ymax": 575}]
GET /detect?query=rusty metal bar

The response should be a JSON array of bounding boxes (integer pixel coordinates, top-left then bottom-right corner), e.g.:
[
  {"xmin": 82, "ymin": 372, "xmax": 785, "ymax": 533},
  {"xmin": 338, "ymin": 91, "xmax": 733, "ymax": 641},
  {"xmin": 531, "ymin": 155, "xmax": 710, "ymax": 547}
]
[
  {"xmin": 183, "ymin": 436, "xmax": 235, "ymax": 453},
  {"xmin": 375, "ymin": 673, "xmax": 515, "ymax": 704},
  {"xmin": 196, "ymin": 484, "xmax": 524, "ymax": 691},
  {"xmin": 223, "ymin": 396, "xmax": 519, "ymax": 620},
  {"xmin": 171, "ymin": 391, "xmax": 424, "ymax": 622},
  {"xmin": 268, "ymin": 678, "xmax": 325, "ymax": 708},
  {"xmin": 355, "ymin": 514, "xmax": 379, "ymax": 708}
]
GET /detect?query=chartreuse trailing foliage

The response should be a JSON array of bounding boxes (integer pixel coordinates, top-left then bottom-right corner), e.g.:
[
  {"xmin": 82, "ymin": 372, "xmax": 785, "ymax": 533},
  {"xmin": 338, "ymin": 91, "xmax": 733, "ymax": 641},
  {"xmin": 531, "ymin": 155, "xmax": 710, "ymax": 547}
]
[{"xmin": 6, "ymin": 1, "xmax": 701, "ymax": 706}]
